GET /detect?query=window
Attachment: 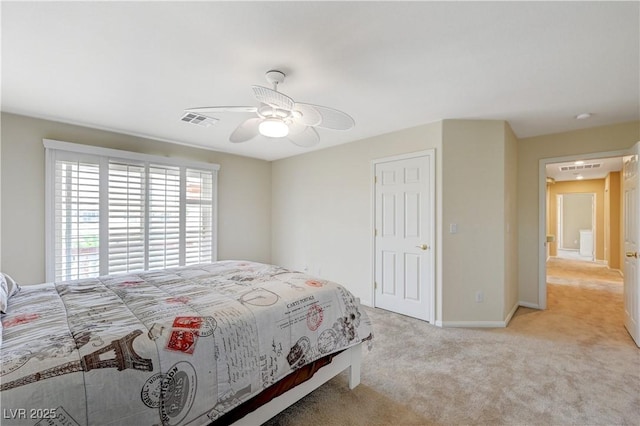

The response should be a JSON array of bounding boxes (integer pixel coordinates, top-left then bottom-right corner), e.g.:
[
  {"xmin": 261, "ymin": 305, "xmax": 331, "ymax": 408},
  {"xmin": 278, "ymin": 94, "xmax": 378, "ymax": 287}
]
[{"xmin": 45, "ymin": 140, "xmax": 219, "ymax": 282}]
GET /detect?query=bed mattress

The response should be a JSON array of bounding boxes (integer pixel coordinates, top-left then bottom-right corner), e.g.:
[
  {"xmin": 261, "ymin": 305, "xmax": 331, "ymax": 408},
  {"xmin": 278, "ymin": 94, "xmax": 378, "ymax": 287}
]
[{"xmin": 0, "ymin": 261, "xmax": 372, "ymax": 425}]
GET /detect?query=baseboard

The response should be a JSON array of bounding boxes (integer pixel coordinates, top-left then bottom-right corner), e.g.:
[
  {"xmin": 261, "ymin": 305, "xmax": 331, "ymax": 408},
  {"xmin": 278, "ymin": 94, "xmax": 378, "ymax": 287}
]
[
  {"xmin": 605, "ymin": 266, "xmax": 623, "ymax": 277},
  {"xmin": 518, "ymin": 301, "xmax": 540, "ymax": 309},
  {"xmin": 359, "ymin": 298, "xmax": 373, "ymax": 308},
  {"xmin": 438, "ymin": 320, "xmax": 509, "ymax": 328},
  {"xmin": 434, "ymin": 302, "xmax": 528, "ymax": 328},
  {"xmin": 504, "ymin": 302, "xmax": 519, "ymax": 326}
]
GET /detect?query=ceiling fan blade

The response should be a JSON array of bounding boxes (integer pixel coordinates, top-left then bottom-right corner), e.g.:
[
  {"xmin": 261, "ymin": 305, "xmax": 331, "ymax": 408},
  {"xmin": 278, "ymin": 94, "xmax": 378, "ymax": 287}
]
[
  {"xmin": 230, "ymin": 118, "xmax": 261, "ymax": 143},
  {"xmin": 295, "ymin": 103, "xmax": 355, "ymax": 131},
  {"xmin": 292, "ymin": 103, "xmax": 322, "ymax": 126},
  {"xmin": 287, "ymin": 126, "xmax": 320, "ymax": 148},
  {"xmin": 287, "ymin": 120, "xmax": 308, "ymax": 135},
  {"xmin": 251, "ymin": 86, "xmax": 295, "ymax": 111},
  {"xmin": 185, "ymin": 106, "xmax": 257, "ymax": 114}
]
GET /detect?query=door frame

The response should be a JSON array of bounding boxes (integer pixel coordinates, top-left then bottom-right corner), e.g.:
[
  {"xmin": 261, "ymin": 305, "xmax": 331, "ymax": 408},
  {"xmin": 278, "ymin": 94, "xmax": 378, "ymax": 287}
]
[
  {"xmin": 371, "ymin": 149, "xmax": 436, "ymax": 323},
  {"xmin": 538, "ymin": 149, "xmax": 627, "ymax": 309}
]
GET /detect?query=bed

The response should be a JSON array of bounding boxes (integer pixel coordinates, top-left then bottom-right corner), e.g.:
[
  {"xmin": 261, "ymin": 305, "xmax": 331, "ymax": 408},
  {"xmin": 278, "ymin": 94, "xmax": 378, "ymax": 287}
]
[{"xmin": 0, "ymin": 261, "xmax": 373, "ymax": 425}]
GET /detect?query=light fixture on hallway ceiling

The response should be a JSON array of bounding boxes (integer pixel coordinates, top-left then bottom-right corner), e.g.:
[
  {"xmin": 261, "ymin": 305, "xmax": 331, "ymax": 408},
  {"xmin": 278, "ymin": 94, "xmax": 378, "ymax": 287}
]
[
  {"xmin": 575, "ymin": 113, "xmax": 592, "ymax": 120},
  {"xmin": 574, "ymin": 160, "xmax": 585, "ymax": 165},
  {"xmin": 576, "ymin": 174, "xmax": 584, "ymax": 180},
  {"xmin": 183, "ymin": 69, "xmax": 354, "ymax": 148}
]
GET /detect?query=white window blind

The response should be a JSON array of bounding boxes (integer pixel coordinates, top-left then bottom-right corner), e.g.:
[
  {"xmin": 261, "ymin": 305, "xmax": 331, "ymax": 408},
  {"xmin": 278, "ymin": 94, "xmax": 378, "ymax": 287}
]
[
  {"xmin": 186, "ymin": 169, "xmax": 214, "ymax": 264},
  {"xmin": 54, "ymin": 158, "xmax": 101, "ymax": 281},
  {"xmin": 45, "ymin": 140, "xmax": 219, "ymax": 282},
  {"xmin": 148, "ymin": 165, "xmax": 181, "ymax": 270},
  {"xmin": 108, "ymin": 161, "xmax": 146, "ymax": 274}
]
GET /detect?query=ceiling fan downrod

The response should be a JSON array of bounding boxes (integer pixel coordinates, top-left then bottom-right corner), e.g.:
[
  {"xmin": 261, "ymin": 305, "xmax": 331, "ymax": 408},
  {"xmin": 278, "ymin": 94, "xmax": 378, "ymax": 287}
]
[{"xmin": 265, "ymin": 70, "xmax": 286, "ymax": 91}]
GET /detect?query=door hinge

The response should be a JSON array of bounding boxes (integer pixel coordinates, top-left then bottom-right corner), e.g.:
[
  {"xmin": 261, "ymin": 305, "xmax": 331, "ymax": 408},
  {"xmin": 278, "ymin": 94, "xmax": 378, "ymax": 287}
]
[
  {"xmin": 374, "ymin": 281, "xmax": 378, "ymax": 290},
  {"xmin": 374, "ymin": 228, "xmax": 378, "ymax": 236},
  {"xmin": 374, "ymin": 175, "xmax": 377, "ymax": 184}
]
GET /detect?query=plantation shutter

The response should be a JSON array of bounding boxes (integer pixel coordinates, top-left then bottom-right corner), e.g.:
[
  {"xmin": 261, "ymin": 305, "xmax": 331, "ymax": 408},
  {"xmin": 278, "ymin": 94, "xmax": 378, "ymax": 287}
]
[
  {"xmin": 185, "ymin": 169, "xmax": 214, "ymax": 264},
  {"xmin": 45, "ymin": 140, "xmax": 219, "ymax": 282},
  {"xmin": 53, "ymin": 156, "xmax": 101, "ymax": 281},
  {"xmin": 108, "ymin": 161, "xmax": 146, "ymax": 274},
  {"xmin": 148, "ymin": 165, "xmax": 181, "ymax": 270}
]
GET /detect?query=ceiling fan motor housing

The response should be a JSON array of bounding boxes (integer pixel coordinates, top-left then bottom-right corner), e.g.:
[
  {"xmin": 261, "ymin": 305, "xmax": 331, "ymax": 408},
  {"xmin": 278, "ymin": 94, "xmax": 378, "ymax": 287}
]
[{"xmin": 265, "ymin": 70, "xmax": 286, "ymax": 86}]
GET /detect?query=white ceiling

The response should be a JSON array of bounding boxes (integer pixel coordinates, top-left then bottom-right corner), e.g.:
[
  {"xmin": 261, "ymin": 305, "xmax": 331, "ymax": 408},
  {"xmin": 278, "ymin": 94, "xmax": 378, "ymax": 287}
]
[
  {"xmin": 546, "ymin": 157, "xmax": 623, "ymax": 182},
  {"xmin": 2, "ymin": 1, "xmax": 638, "ymax": 161}
]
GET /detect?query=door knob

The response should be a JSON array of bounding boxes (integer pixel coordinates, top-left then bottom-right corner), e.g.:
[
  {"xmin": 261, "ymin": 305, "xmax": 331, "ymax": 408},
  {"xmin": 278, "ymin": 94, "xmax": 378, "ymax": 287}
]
[
  {"xmin": 626, "ymin": 251, "xmax": 639, "ymax": 258},
  {"xmin": 416, "ymin": 244, "xmax": 429, "ymax": 251}
]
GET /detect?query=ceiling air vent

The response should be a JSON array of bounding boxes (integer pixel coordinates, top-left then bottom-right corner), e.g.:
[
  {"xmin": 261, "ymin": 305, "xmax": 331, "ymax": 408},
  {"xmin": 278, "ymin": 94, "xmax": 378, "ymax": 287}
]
[
  {"xmin": 181, "ymin": 112, "xmax": 218, "ymax": 128},
  {"xmin": 559, "ymin": 163, "xmax": 601, "ymax": 172}
]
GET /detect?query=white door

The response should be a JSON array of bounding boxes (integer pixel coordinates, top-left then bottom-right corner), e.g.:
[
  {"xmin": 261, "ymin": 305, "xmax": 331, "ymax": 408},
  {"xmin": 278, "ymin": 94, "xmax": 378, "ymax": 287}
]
[
  {"xmin": 623, "ymin": 142, "xmax": 640, "ymax": 347},
  {"xmin": 374, "ymin": 151, "xmax": 434, "ymax": 321}
]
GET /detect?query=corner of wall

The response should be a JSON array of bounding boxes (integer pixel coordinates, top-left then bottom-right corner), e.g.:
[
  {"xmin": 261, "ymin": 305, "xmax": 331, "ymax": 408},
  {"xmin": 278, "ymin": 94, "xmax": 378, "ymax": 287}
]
[{"xmin": 441, "ymin": 119, "xmax": 509, "ymax": 323}]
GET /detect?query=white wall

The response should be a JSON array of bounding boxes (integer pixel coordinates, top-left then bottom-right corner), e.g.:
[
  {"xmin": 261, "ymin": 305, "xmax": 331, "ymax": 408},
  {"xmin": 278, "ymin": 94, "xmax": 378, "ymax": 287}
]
[
  {"xmin": 0, "ymin": 113, "xmax": 272, "ymax": 284},
  {"xmin": 272, "ymin": 122, "xmax": 443, "ymax": 308}
]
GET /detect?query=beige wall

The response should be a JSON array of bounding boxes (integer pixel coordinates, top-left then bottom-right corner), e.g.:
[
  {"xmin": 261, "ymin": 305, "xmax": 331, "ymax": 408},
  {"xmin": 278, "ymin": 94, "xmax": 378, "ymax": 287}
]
[
  {"xmin": 441, "ymin": 120, "xmax": 516, "ymax": 323},
  {"xmin": 504, "ymin": 124, "xmax": 519, "ymax": 319},
  {"xmin": 273, "ymin": 118, "xmax": 518, "ymax": 325},
  {"xmin": 604, "ymin": 172, "xmax": 621, "ymax": 270},
  {"xmin": 272, "ymin": 122, "xmax": 443, "ymax": 309},
  {"xmin": 518, "ymin": 121, "xmax": 639, "ymax": 306},
  {"xmin": 0, "ymin": 113, "xmax": 272, "ymax": 284},
  {"xmin": 4, "ymin": 110, "xmax": 636, "ymax": 323},
  {"xmin": 547, "ymin": 180, "xmax": 605, "ymax": 259}
]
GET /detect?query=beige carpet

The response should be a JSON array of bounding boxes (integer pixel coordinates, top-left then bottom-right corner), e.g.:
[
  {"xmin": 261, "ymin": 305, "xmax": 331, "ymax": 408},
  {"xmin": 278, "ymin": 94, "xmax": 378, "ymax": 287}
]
[{"xmin": 266, "ymin": 258, "xmax": 639, "ymax": 425}]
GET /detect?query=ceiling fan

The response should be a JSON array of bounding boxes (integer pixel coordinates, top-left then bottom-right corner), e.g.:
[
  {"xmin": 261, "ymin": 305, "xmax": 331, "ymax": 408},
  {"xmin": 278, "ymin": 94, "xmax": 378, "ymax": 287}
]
[{"xmin": 184, "ymin": 70, "xmax": 355, "ymax": 147}]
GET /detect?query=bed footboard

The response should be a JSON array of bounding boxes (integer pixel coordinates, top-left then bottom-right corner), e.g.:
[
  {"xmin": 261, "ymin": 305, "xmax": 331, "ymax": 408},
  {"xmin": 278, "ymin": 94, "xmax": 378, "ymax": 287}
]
[{"xmin": 232, "ymin": 343, "xmax": 362, "ymax": 426}]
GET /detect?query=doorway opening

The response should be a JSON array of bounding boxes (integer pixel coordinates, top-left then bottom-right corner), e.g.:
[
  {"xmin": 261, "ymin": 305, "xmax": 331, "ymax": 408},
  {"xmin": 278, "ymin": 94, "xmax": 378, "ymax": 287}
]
[{"xmin": 541, "ymin": 153, "xmax": 626, "ymax": 318}]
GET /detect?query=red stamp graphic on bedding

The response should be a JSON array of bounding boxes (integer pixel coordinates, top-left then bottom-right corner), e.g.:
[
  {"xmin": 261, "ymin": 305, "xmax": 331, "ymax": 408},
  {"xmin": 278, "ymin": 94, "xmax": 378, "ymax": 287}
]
[
  {"xmin": 306, "ymin": 304, "xmax": 324, "ymax": 331},
  {"xmin": 172, "ymin": 316, "xmax": 217, "ymax": 337},
  {"xmin": 4, "ymin": 313, "xmax": 39, "ymax": 328},
  {"xmin": 305, "ymin": 279, "xmax": 324, "ymax": 288},
  {"xmin": 166, "ymin": 330, "xmax": 198, "ymax": 354},
  {"xmin": 172, "ymin": 316, "xmax": 203, "ymax": 329}
]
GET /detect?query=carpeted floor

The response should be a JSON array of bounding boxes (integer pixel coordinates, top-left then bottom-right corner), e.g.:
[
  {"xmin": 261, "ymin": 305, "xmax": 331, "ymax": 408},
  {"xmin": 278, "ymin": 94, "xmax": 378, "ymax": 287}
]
[{"xmin": 266, "ymin": 258, "xmax": 639, "ymax": 425}]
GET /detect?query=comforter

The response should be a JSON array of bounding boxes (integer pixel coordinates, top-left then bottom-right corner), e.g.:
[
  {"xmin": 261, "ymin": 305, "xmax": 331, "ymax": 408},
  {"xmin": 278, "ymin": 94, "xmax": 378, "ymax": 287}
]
[{"xmin": 0, "ymin": 261, "xmax": 372, "ymax": 425}]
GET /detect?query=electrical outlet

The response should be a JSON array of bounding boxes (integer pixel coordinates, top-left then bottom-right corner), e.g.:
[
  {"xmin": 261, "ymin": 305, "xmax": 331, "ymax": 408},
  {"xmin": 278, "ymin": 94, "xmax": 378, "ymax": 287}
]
[{"xmin": 475, "ymin": 291, "xmax": 484, "ymax": 303}]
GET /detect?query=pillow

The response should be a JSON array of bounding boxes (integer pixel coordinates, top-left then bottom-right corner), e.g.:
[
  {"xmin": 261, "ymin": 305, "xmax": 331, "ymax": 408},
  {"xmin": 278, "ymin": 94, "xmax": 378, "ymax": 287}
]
[{"xmin": 0, "ymin": 273, "xmax": 21, "ymax": 314}]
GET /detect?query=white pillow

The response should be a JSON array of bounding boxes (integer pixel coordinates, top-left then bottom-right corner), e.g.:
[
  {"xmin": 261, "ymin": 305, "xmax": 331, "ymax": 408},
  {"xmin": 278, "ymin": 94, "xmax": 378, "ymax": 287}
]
[{"xmin": 0, "ymin": 273, "xmax": 21, "ymax": 314}]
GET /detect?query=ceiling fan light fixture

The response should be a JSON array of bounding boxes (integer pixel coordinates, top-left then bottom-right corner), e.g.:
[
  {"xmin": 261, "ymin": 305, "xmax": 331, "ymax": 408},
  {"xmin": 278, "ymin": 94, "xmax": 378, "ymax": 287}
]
[{"xmin": 259, "ymin": 118, "xmax": 289, "ymax": 138}]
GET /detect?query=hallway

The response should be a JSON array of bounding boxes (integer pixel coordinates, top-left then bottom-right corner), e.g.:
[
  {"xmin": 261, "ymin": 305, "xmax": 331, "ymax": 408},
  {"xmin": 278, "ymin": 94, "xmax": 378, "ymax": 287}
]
[{"xmin": 546, "ymin": 257, "xmax": 626, "ymax": 340}]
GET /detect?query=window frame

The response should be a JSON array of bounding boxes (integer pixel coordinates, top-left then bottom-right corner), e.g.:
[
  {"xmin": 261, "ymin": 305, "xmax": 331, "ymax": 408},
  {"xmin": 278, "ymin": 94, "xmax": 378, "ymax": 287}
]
[{"xmin": 44, "ymin": 139, "xmax": 220, "ymax": 282}]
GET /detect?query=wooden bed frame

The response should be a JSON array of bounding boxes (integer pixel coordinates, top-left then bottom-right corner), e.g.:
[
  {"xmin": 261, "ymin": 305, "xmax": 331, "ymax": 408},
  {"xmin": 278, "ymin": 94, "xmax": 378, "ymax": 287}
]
[{"xmin": 232, "ymin": 343, "xmax": 363, "ymax": 425}]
